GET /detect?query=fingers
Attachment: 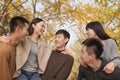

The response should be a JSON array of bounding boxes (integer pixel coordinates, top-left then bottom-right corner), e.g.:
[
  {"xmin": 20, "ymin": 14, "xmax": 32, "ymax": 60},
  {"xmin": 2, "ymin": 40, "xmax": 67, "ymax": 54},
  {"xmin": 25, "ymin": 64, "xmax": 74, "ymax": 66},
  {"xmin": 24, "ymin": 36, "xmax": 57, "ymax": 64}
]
[
  {"xmin": 103, "ymin": 66, "xmax": 114, "ymax": 74},
  {"xmin": 0, "ymin": 36, "xmax": 11, "ymax": 43},
  {"xmin": 103, "ymin": 62, "xmax": 115, "ymax": 74}
]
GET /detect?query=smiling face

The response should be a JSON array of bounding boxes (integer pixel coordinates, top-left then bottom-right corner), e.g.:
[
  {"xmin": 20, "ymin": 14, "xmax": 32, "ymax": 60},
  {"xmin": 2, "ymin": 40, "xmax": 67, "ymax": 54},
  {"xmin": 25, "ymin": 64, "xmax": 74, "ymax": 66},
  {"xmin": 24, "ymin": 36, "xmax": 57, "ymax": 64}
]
[
  {"xmin": 80, "ymin": 45, "xmax": 95, "ymax": 64},
  {"xmin": 33, "ymin": 21, "xmax": 45, "ymax": 36},
  {"xmin": 55, "ymin": 34, "xmax": 68, "ymax": 49},
  {"xmin": 86, "ymin": 28, "xmax": 97, "ymax": 38}
]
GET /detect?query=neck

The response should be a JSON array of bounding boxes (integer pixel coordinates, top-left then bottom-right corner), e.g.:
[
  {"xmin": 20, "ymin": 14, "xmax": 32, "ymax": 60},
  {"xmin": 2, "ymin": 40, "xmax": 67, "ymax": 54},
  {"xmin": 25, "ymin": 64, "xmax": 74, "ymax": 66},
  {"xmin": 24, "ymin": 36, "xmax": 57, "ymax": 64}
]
[
  {"xmin": 57, "ymin": 46, "xmax": 65, "ymax": 51},
  {"xmin": 30, "ymin": 34, "xmax": 39, "ymax": 43},
  {"xmin": 87, "ymin": 59, "xmax": 101, "ymax": 72},
  {"xmin": 95, "ymin": 36, "xmax": 102, "ymax": 41},
  {"xmin": 9, "ymin": 33, "xmax": 19, "ymax": 46}
]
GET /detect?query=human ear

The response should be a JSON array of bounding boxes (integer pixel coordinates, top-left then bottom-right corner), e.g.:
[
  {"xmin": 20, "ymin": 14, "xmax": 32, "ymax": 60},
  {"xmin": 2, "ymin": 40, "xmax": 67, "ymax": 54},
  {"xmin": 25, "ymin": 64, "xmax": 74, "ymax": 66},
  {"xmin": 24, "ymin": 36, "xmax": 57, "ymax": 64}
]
[
  {"xmin": 65, "ymin": 38, "xmax": 69, "ymax": 43},
  {"xmin": 91, "ymin": 54, "xmax": 95, "ymax": 59},
  {"xmin": 15, "ymin": 26, "xmax": 21, "ymax": 32},
  {"xmin": 32, "ymin": 24, "xmax": 36, "ymax": 28}
]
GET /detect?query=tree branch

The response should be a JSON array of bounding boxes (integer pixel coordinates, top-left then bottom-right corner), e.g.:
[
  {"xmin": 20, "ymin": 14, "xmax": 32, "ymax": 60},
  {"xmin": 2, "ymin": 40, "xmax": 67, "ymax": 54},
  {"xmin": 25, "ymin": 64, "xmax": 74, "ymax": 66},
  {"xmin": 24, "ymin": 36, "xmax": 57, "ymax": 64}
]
[
  {"xmin": 105, "ymin": 7, "xmax": 120, "ymax": 29},
  {"xmin": 11, "ymin": 0, "xmax": 28, "ymax": 13}
]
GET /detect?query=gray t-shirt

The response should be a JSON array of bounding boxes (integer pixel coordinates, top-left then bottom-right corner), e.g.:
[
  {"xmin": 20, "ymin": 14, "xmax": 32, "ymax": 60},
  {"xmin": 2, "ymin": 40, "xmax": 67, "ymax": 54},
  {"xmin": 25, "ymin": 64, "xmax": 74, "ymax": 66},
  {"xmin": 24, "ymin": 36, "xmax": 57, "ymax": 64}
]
[{"xmin": 22, "ymin": 39, "xmax": 38, "ymax": 72}]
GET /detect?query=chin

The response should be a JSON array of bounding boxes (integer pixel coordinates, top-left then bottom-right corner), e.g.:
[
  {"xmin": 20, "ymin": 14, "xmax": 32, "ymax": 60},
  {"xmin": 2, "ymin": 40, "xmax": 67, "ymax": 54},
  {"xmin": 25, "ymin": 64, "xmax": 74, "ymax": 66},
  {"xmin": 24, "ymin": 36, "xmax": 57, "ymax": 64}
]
[
  {"xmin": 88, "ymin": 36, "xmax": 92, "ymax": 38},
  {"xmin": 87, "ymin": 36, "xmax": 90, "ymax": 38},
  {"xmin": 37, "ymin": 34, "xmax": 42, "ymax": 37},
  {"xmin": 56, "ymin": 45, "xmax": 60, "ymax": 48},
  {"xmin": 20, "ymin": 38, "xmax": 25, "ymax": 41}
]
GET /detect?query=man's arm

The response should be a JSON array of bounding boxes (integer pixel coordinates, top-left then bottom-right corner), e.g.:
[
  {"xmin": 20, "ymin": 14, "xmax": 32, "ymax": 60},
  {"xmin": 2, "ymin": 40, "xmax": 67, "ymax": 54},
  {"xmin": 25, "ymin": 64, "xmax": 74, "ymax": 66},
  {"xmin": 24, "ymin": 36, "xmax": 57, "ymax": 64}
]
[{"xmin": 0, "ymin": 48, "xmax": 12, "ymax": 80}]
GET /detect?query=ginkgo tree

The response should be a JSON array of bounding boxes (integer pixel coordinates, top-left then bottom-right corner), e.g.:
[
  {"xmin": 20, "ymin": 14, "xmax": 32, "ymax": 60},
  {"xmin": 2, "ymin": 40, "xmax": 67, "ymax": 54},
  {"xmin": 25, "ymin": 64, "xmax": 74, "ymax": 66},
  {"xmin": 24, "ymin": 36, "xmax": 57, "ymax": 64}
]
[
  {"xmin": 0, "ymin": 0, "xmax": 120, "ymax": 80},
  {"xmin": 0, "ymin": 0, "xmax": 32, "ymax": 35}
]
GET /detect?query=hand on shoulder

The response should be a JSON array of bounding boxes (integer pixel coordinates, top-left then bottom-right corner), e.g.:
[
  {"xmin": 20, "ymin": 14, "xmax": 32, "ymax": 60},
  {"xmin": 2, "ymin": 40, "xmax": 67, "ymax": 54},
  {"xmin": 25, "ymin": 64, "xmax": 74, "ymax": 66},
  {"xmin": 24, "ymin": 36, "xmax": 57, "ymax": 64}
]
[
  {"xmin": 103, "ymin": 62, "xmax": 115, "ymax": 74},
  {"xmin": 0, "ymin": 36, "xmax": 11, "ymax": 43}
]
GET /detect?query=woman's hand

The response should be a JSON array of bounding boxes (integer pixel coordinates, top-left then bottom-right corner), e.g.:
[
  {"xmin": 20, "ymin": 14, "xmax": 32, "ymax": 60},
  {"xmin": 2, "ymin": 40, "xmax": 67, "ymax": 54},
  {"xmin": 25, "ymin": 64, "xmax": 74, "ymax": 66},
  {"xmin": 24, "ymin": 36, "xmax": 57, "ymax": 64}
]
[{"xmin": 103, "ymin": 62, "xmax": 115, "ymax": 74}]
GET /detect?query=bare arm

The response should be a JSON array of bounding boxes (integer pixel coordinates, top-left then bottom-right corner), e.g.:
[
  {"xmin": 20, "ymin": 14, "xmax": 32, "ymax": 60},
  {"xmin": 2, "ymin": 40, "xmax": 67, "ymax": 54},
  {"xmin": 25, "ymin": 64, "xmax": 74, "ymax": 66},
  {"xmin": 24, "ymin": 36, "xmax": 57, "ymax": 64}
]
[{"xmin": 0, "ymin": 48, "xmax": 12, "ymax": 80}]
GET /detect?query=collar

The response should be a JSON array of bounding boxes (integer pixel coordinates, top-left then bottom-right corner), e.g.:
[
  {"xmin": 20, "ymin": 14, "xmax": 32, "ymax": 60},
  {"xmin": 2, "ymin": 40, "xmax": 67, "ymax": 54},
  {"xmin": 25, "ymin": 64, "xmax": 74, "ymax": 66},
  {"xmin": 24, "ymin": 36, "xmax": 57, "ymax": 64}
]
[{"xmin": 55, "ymin": 49, "xmax": 65, "ymax": 53}]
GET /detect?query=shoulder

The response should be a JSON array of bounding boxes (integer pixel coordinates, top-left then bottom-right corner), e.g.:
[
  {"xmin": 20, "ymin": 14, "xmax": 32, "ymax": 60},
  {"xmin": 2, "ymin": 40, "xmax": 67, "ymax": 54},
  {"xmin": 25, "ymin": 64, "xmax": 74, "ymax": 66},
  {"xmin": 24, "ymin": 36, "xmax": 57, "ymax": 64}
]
[
  {"xmin": 18, "ymin": 36, "xmax": 30, "ymax": 44},
  {"xmin": 17, "ymin": 36, "xmax": 31, "ymax": 47},
  {"xmin": 103, "ymin": 38, "xmax": 117, "ymax": 46},
  {"xmin": 38, "ymin": 39, "xmax": 53, "ymax": 50},
  {"xmin": 62, "ymin": 54, "xmax": 74, "ymax": 63},
  {"xmin": 52, "ymin": 50, "xmax": 74, "ymax": 61},
  {"xmin": 104, "ymin": 38, "xmax": 116, "ymax": 44},
  {"xmin": 0, "ymin": 42, "xmax": 13, "ymax": 55},
  {"xmin": 0, "ymin": 41, "xmax": 12, "ymax": 49},
  {"xmin": 24, "ymin": 36, "xmax": 31, "ymax": 42},
  {"xmin": 79, "ymin": 65, "xmax": 88, "ymax": 72},
  {"xmin": 66, "ymin": 54, "xmax": 74, "ymax": 60},
  {"xmin": 38, "ymin": 38, "xmax": 47, "ymax": 45}
]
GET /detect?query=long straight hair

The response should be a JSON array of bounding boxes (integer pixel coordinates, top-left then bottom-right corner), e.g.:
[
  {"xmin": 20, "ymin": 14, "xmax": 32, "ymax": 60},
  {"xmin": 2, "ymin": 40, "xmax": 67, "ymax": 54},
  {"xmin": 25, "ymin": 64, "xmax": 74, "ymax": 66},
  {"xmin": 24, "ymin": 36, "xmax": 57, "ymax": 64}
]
[
  {"xmin": 86, "ymin": 21, "xmax": 118, "ymax": 45},
  {"xmin": 86, "ymin": 21, "xmax": 111, "ymax": 40}
]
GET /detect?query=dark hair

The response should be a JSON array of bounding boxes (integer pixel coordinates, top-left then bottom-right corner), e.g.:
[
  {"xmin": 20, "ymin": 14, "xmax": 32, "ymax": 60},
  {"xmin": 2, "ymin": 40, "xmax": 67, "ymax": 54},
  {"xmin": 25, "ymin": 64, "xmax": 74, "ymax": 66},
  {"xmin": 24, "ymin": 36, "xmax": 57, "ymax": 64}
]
[
  {"xmin": 29, "ymin": 18, "xmax": 44, "ymax": 35},
  {"xmin": 10, "ymin": 16, "xmax": 29, "ymax": 33},
  {"xmin": 86, "ymin": 21, "xmax": 110, "ymax": 40},
  {"xmin": 82, "ymin": 38, "xmax": 103, "ymax": 59},
  {"xmin": 55, "ymin": 29, "xmax": 70, "ymax": 45}
]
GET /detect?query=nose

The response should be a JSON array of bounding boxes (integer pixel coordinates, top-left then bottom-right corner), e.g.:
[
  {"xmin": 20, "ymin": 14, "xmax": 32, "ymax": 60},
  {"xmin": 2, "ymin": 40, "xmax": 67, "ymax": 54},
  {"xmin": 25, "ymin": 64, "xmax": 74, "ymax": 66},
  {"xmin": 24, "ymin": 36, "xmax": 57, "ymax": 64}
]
[
  {"xmin": 55, "ymin": 37, "xmax": 58, "ymax": 43},
  {"xmin": 86, "ymin": 31, "xmax": 89, "ymax": 37},
  {"xmin": 55, "ymin": 38, "xmax": 57, "ymax": 42},
  {"xmin": 41, "ymin": 26, "xmax": 45, "ymax": 32},
  {"xmin": 43, "ymin": 28, "xmax": 45, "ymax": 32},
  {"xmin": 79, "ymin": 52, "xmax": 82, "ymax": 57},
  {"xmin": 80, "ymin": 51, "xmax": 83, "ymax": 58}
]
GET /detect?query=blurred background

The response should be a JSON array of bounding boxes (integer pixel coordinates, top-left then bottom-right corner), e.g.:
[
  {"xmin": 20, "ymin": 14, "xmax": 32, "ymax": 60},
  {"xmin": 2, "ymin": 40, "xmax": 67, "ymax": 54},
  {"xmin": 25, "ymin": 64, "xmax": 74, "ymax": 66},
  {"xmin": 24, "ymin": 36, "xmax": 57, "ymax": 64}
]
[{"xmin": 0, "ymin": 0, "xmax": 120, "ymax": 79}]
